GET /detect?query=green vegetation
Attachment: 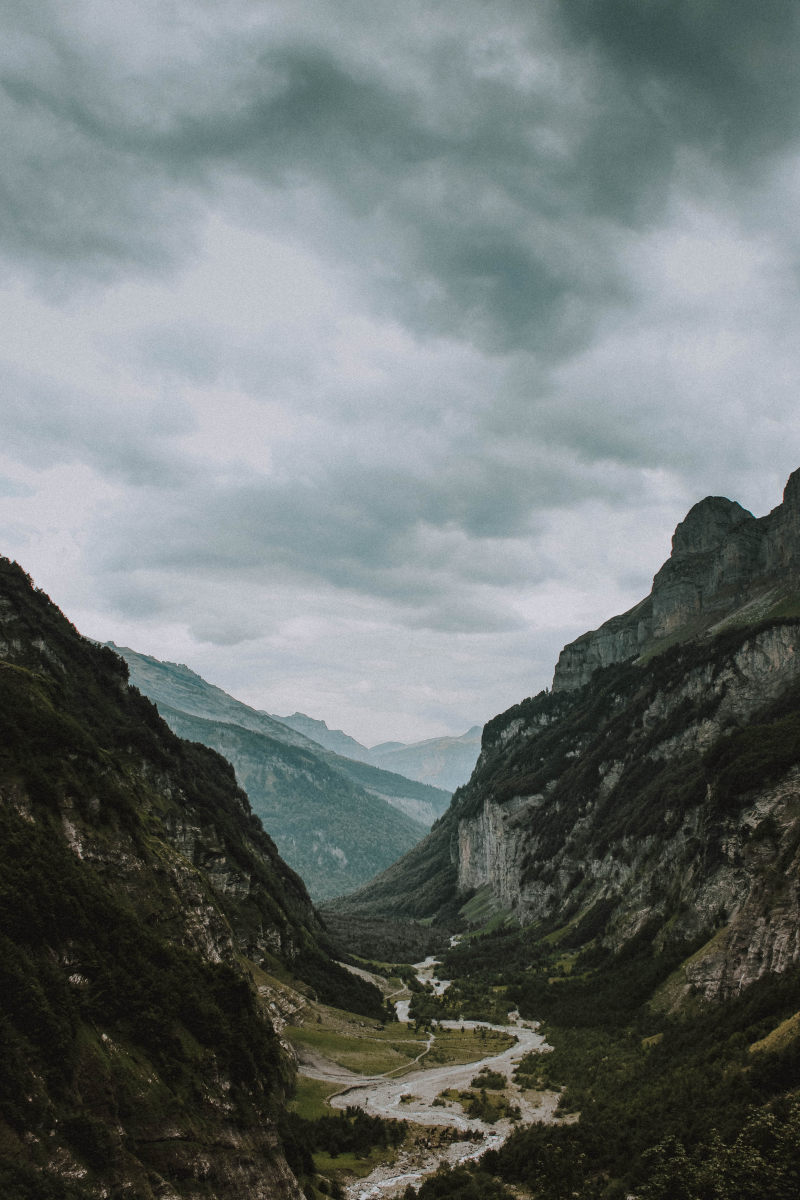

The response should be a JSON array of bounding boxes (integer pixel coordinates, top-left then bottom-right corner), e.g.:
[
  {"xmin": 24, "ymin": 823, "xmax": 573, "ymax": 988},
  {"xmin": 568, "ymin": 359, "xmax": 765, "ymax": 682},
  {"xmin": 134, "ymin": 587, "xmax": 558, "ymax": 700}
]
[
  {"xmin": 160, "ymin": 703, "xmax": 430, "ymax": 902},
  {"xmin": 0, "ymin": 557, "xmax": 387, "ymax": 1195},
  {"xmin": 401, "ymin": 922, "xmax": 800, "ymax": 1199}
]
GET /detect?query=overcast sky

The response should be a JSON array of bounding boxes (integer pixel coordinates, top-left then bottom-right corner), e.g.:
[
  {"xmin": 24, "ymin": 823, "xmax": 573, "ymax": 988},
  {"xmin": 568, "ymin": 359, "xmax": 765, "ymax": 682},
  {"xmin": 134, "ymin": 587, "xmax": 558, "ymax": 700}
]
[{"xmin": 2, "ymin": 1, "xmax": 800, "ymax": 745}]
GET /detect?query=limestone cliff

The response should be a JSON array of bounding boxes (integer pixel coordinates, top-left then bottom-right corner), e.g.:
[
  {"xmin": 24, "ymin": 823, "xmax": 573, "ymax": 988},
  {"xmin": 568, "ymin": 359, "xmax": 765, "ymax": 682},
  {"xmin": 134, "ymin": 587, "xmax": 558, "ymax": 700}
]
[
  {"xmin": 553, "ymin": 470, "xmax": 800, "ymax": 692},
  {"xmin": 338, "ymin": 472, "xmax": 800, "ymax": 1007}
]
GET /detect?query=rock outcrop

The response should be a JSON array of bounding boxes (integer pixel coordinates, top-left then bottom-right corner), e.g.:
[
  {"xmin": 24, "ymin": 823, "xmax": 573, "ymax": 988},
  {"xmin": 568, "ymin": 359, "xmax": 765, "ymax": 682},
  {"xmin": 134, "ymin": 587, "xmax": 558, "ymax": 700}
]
[
  {"xmin": 552, "ymin": 470, "xmax": 800, "ymax": 692},
  {"xmin": 337, "ymin": 472, "xmax": 800, "ymax": 1006},
  {"xmin": 0, "ymin": 558, "xmax": 379, "ymax": 1199}
]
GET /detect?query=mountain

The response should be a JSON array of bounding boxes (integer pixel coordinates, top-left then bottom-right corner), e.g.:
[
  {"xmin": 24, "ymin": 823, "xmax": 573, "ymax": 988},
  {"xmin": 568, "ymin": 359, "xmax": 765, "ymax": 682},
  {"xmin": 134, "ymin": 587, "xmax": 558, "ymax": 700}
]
[
  {"xmin": 366, "ymin": 726, "xmax": 483, "ymax": 792},
  {"xmin": 110, "ymin": 646, "xmax": 451, "ymax": 898},
  {"xmin": 329, "ymin": 470, "xmax": 800, "ymax": 1004},
  {"xmin": 274, "ymin": 711, "xmax": 373, "ymax": 762},
  {"xmin": 276, "ymin": 712, "xmax": 482, "ymax": 792},
  {"xmin": 0, "ymin": 558, "xmax": 382, "ymax": 1199}
]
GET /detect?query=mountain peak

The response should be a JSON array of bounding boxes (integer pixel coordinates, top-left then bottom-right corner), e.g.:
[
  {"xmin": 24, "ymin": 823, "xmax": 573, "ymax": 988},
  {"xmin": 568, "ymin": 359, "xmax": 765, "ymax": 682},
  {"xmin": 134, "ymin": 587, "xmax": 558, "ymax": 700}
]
[
  {"xmin": 553, "ymin": 469, "xmax": 800, "ymax": 692},
  {"xmin": 670, "ymin": 495, "xmax": 754, "ymax": 557}
]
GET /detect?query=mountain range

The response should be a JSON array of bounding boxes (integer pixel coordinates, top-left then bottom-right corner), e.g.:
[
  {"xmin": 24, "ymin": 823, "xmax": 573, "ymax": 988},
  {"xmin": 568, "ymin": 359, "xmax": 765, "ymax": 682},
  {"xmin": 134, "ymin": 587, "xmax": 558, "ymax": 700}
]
[
  {"xmin": 108, "ymin": 646, "xmax": 452, "ymax": 900},
  {"xmin": 274, "ymin": 712, "xmax": 482, "ymax": 793},
  {"xmin": 328, "ymin": 470, "xmax": 800, "ymax": 1003}
]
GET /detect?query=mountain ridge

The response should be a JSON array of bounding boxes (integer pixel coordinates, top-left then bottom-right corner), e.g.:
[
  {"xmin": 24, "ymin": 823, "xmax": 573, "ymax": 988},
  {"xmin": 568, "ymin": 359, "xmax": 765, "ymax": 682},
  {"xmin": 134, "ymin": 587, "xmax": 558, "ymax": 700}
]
[
  {"xmin": 330, "ymin": 471, "xmax": 800, "ymax": 1007},
  {"xmin": 0, "ymin": 558, "xmax": 382, "ymax": 1198},
  {"xmin": 110, "ymin": 644, "xmax": 451, "ymax": 898}
]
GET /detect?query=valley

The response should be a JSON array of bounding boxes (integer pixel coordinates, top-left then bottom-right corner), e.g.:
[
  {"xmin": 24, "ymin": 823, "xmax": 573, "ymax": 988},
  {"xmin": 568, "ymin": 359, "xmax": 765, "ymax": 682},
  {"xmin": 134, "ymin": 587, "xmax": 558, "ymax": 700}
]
[
  {"xmin": 284, "ymin": 952, "xmax": 561, "ymax": 1198},
  {"xmin": 3, "ymin": 469, "xmax": 800, "ymax": 1199}
]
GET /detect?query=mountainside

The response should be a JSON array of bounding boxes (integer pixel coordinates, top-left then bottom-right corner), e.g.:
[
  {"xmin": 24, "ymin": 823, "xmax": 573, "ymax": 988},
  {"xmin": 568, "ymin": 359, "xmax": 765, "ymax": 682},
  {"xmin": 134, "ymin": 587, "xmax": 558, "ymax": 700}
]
[
  {"xmin": 275, "ymin": 711, "xmax": 481, "ymax": 793},
  {"xmin": 553, "ymin": 471, "xmax": 800, "ymax": 692},
  {"xmin": 367, "ymin": 726, "xmax": 483, "ymax": 792},
  {"xmin": 331, "ymin": 472, "xmax": 800, "ymax": 1005},
  {"xmin": 0, "ymin": 559, "xmax": 380, "ymax": 1199},
  {"xmin": 157, "ymin": 703, "xmax": 431, "ymax": 901},
  {"xmin": 112, "ymin": 646, "xmax": 450, "ymax": 898},
  {"xmin": 274, "ymin": 711, "xmax": 373, "ymax": 762}
]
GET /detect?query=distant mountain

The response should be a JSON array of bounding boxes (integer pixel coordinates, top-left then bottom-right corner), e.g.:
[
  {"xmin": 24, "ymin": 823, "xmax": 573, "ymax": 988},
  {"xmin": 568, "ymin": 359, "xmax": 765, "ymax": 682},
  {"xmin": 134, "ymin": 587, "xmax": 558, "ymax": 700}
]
[
  {"xmin": 274, "ymin": 711, "xmax": 482, "ymax": 793},
  {"xmin": 275, "ymin": 711, "xmax": 373, "ymax": 762},
  {"xmin": 111, "ymin": 646, "xmax": 450, "ymax": 898},
  {"xmin": 367, "ymin": 726, "xmax": 483, "ymax": 792},
  {"xmin": 0, "ymin": 557, "xmax": 382, "ymax": 1199}
]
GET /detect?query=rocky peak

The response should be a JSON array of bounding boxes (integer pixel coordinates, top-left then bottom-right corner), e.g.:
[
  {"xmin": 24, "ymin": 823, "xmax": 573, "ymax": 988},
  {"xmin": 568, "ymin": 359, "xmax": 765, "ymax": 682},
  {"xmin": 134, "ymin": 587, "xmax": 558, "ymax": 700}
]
[
  {"xmin": 552, "ymin": 470, "xmax": 800, "ymax": 692},
  {"xmin": 670, "ymin": 495, "xmax": 754, "ymax": 558},
  {"xmin": 783, "ymin": 466, "xmax": 800, "ymax": 508}
]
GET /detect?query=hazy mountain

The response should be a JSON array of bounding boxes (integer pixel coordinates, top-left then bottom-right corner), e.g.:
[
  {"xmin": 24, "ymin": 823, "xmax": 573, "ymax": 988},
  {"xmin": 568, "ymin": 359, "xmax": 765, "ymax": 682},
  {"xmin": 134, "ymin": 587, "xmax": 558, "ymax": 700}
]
[
  {"xmin": 111, "ymin": 645, "xmax": 450, "ymax": 897},
  {"xmin": 0, "ymin": 557, "xmax": 381, "ymax": 1199},
  {"xmin": 274, "ymin": 710, "xmax": 373, "ymax": 762},
  {"xmin": 366, "ymin": 725, "xmax": 483, "ymax": 792},
  {"xmin": 275, "ymin": 710, "xmax": 482, "ymax": 792}
]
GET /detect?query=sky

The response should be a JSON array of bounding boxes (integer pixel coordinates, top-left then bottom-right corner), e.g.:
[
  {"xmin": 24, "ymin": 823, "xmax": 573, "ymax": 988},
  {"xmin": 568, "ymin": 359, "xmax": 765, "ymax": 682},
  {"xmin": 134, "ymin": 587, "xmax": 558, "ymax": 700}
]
[{"xmin": 2, "ymin": 1, "xmax": 800, "ymax": 746}]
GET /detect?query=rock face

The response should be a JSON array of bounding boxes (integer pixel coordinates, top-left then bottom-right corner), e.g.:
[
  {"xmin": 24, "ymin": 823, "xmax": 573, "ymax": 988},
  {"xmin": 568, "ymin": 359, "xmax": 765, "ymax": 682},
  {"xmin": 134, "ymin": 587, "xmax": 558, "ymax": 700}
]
[
  {"xmin": 552, "ymin": 471, "xmax": 800, "ymax": 692},
  {"xmin": 0, "ymin": 559, "xmax": 377, "ymax": 1199},
  {"xmin": 339, "ymin": 472, "xmax": 800, "ymax": 1006},
  {"xmin": 455, "ymin": 620, "xmax": 800, "ymax": 1000}
]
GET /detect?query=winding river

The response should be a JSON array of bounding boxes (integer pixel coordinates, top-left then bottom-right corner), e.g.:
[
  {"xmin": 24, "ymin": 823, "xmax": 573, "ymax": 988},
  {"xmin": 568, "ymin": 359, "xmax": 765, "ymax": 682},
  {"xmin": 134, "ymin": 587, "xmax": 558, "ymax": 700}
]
[{"xmin": 299, "ymin": 954, "xmax": 559, "ymax": 1199}]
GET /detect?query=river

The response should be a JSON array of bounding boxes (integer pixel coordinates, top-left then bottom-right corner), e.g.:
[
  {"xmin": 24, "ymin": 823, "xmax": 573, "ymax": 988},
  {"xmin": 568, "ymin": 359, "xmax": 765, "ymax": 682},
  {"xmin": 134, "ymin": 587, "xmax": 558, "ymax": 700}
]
[{"xmin": 301, "ymin": 952, "xmax": 560, "ymax": 1199}]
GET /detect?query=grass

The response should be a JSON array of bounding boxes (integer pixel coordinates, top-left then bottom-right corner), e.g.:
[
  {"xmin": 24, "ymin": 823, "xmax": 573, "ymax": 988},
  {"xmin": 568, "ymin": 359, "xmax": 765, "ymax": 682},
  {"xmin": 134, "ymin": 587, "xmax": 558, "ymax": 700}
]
[
  {"xmin": 313, "ymin": 1146, "xmax": 397, "ymax": 1178},
  {"xmin": 749, "ymin": 1010, "xmax": 800, "ymax": 1056},
  {"xmin": 288, "ymin": 1019, "xmax": 515, "ymax": 1079},
  {"xmin": 424, "ymin": 1027, "xmax": 515, "ymax": 1065},
  {"xmin": 286, "ymin": 1023, "xmax": 427, "ymax": 1075},
  {"xmin": 289, "ymin": 1075, "xmax": 343, "ymax": 1119}
]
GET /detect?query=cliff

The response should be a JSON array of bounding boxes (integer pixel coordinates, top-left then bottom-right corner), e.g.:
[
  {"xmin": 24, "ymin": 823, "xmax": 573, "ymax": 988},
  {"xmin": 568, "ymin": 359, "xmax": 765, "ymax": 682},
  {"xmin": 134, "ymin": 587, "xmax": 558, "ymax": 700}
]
[
  {"xmin": 552, "ymin": 470, "xmax": 800, "ymax": 692},
  {"xmin": 336, "ymin": 472, "xmax": 800, "ymax": 1006},
  {"xmin": 0, "ymin": 559, "xmax": 380, "ymax": 1199}
]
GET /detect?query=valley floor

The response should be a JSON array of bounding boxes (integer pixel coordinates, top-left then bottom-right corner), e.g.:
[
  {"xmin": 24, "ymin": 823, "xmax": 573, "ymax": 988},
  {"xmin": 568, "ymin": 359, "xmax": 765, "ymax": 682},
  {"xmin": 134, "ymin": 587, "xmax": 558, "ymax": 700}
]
[{"xmin": 289, "ymin": 956, "xmax": 565, "ymax": 1198}]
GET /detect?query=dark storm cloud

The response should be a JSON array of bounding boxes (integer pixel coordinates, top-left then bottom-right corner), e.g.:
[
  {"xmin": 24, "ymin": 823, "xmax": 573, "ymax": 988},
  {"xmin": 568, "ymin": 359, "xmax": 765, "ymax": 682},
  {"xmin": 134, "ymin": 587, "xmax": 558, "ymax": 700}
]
[
  {"xmin": 6, "ymin": 2, "xmax": 798, "ymax": 348},
  {"xmin": 559, "ymin": 0, "xmax": 800, "ymax": 165}
]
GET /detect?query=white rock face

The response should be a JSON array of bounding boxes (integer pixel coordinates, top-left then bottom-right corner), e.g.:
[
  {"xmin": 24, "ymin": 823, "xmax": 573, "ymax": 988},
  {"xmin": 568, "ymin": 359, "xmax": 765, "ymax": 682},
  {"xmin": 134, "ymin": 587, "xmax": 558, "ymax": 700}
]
[{"xmin": 456, "ymin": 622, "xmax": 800, "ymax": 999}]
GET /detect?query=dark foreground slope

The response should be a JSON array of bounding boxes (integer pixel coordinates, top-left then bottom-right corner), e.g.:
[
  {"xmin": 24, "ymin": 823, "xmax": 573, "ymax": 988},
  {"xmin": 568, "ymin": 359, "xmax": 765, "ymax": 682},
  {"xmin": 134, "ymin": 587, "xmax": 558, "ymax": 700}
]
[
  {"xmin": 0, "ymin": 559, "xmax": 380, "ymax": 1200},
  {"xmin": 113, "ymin": 646, "xmax": 450, "ymax": 898}
]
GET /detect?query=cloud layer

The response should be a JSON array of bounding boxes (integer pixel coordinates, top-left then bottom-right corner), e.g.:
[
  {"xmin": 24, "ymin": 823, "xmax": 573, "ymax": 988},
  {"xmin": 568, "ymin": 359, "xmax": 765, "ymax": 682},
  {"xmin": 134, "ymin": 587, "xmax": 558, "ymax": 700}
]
[{"xmin": 2, "ymin": 1, "xmax": 799, "ymax": 742}]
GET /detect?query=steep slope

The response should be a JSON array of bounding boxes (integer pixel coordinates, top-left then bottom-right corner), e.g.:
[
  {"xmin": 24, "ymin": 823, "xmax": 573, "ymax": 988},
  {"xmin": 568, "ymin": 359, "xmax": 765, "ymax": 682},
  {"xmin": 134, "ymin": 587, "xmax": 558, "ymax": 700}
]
[
  {"xmin": 111, "ymin": 646, "xmax": 450, "ymax": 898},
  {"xmin": 553, "ymin": 469, "xmax": 800, "ymax": 691},
  {"xmin": 367, "ymin": 726, "xmax": 483, "ymax": 792},
  {"xmin": 158, "ymin": 703, "xmax": 430, "ymax": 901},
  {"xmin": 0, "ymin": 559, "xmax": 381, "ymax": 1199},
  {"xmin": 333, "ymin": 472, "xmax": 800, "ymax": 1005}
]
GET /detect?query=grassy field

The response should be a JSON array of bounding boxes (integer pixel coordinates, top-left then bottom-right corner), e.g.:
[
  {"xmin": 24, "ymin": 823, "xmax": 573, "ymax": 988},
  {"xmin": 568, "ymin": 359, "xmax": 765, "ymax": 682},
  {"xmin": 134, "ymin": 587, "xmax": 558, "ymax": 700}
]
[
  {"xmin": 289, "ymin": 1075, "xmax": 345, "ymax": 1119},
  {"xmin": 287, "ymin": 1023, "xmax": 428, "ymax": 1075},
  {"xmin": 424, "ymin": 1027, "xmax": 515, "ymax": 1065},
  {"xmin": 287, "ymin": 1019, "xmax": 516, "ymax": 1077}
]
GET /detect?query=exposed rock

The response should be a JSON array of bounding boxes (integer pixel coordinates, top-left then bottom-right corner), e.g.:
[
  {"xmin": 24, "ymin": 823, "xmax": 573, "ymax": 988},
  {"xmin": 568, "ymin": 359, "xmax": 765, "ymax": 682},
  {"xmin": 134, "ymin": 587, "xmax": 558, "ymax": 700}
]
[{"xmin": 553, "ymin": 470, "xmax": 800, "ymax": 692}]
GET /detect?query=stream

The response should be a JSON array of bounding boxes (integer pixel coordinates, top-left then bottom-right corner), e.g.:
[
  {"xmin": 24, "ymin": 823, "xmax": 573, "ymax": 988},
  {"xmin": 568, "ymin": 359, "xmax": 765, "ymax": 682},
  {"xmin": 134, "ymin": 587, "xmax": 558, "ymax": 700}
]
[{"xmin": 304, "ymin": 952, "xmax": 559, "ymax": 1199}]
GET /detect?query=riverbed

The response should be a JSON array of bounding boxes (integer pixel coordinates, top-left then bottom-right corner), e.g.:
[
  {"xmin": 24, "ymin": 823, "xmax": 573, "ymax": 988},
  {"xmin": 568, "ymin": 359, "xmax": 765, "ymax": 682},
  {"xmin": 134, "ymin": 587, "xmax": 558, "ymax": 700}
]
[{"xmin": 300, "ymin": 953, "xmax": 561, "ymax": 1199}]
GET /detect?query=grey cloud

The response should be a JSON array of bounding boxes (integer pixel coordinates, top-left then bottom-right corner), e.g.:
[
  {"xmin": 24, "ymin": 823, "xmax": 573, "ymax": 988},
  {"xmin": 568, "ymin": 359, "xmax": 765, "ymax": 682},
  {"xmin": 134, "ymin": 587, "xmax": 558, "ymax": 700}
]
[
  {"xmin": 1, "ymin": 362, "xmax": 194, "ymax": 485},
  {"xmin": 558, "ymin": 1, "xmax": 800, "ymax": 167},
  {"xmin": 7, "ymin": 2, "xmax": 797, "ymax": 355}
]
